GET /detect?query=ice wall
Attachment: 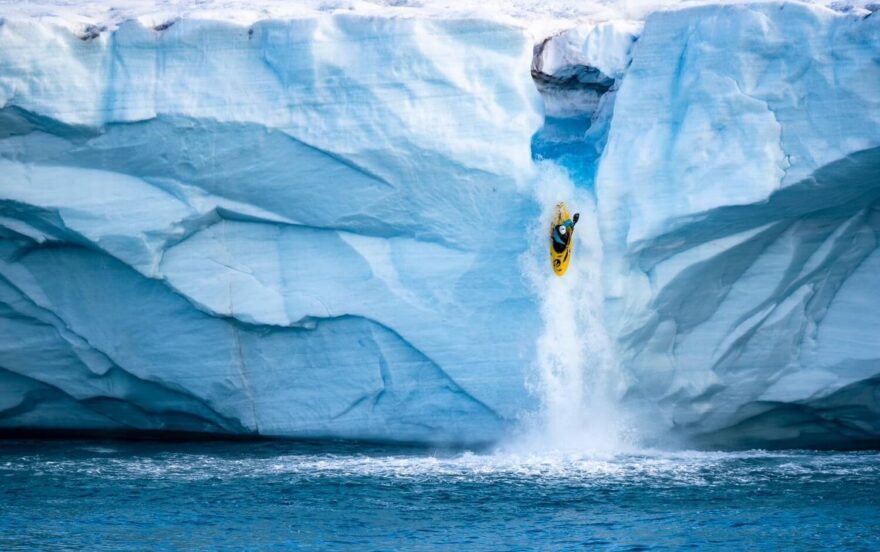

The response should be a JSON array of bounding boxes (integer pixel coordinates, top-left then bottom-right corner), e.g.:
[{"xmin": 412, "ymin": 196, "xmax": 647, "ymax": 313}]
[
  {"xmin": 592, "ymin": 3, "xmax": 880, "ymax": 448},
  {"xmin": 1, "ymin": 1, "xmax": 879, "ymax": 449},
  {"xmin": 0, "ymin": 15, "xmax": 543, "ymax": 443}
]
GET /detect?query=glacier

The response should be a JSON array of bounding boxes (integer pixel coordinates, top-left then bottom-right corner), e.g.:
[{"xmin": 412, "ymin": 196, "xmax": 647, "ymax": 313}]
[
  {"xmin": 0, "ymin": 1, "xmax": 878, "ymax": 449},
  {"xmin": 593, "ymin": 4, "xmax": 880, "ymax": 449}
]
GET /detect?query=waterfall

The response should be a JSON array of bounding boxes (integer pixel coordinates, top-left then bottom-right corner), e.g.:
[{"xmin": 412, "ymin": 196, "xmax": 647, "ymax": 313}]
[{"xmin": 513, "ymin": 161, "xmax": 632, "ymax": 455}]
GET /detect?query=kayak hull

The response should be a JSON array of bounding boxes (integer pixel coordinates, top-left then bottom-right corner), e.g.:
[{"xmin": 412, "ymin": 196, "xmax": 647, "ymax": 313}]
[{"xmin": 549, "ymin": 202, "xmax": 574, "ymax": 277}]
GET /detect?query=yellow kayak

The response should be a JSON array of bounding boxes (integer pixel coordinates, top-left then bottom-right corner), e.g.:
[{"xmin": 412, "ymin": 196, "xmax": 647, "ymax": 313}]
[{"xmin": 550, "ymin": 202, "xmax": 575, "ymax": 277}]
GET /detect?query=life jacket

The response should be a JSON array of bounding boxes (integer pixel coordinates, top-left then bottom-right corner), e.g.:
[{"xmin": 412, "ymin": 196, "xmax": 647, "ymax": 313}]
[{"xmin": 552, "ymin": 220, "xmax": 573, "ymax": 252}]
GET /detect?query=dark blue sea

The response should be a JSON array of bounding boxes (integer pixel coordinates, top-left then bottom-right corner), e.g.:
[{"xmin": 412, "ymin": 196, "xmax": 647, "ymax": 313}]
[{"xmin": 1, "ymin": 439, "xmax": 878, "ymax": 550}]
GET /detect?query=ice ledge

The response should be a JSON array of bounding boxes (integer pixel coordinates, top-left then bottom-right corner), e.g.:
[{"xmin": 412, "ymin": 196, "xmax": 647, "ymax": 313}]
[{"xmin": 532, "ymin": 20, "xmax": 641, "ymax": 83}]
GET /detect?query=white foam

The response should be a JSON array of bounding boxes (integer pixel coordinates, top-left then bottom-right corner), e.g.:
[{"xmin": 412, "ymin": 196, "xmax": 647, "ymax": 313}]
[
  {"xmin": 8, "ymin": 447, "xmax": 877, "ymax": 486},
  {"xmin": 511, "ymin": 161, "xmax": 634, "ymax": 456}
]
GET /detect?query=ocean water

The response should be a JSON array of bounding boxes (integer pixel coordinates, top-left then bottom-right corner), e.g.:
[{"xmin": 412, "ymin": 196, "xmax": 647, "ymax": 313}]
[{"xmin": 1, "ymin": 439, "xmax": 878, "ymax": 550}]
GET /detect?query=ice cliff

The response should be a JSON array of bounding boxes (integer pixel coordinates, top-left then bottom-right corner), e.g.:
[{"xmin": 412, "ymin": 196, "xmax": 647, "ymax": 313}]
[
  {"xmin": 595, "ymin": 4, "xmax": 880, "ymax": 449},
  {"xmin": 0, "ymin": 1, "xmax": 878, "ymax": 449}
]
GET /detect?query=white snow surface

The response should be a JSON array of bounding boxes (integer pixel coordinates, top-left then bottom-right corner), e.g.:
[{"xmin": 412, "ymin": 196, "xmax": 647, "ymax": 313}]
[
  {"xmin": 0, "ymin": 0, "xmax": 875, "ymax": 37},
  {"xmin": 0, "ymin": 0, "xmax": 878, "ymax": 448}
]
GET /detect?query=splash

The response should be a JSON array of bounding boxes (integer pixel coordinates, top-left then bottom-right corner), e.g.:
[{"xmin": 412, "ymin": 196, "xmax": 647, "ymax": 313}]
[{"xmin": 510, "ymin": 161, "xmax": 632, "ymax": 456}]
